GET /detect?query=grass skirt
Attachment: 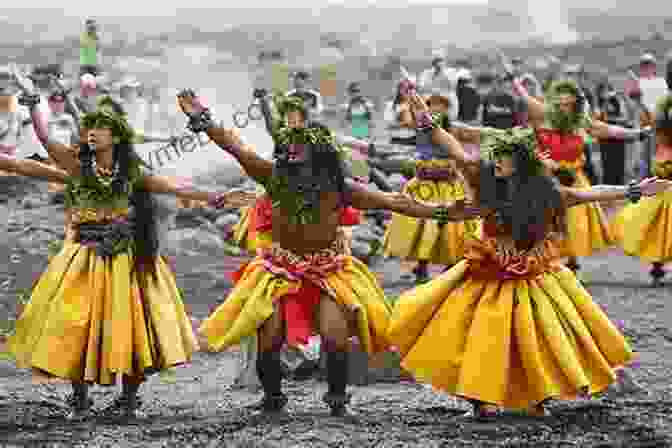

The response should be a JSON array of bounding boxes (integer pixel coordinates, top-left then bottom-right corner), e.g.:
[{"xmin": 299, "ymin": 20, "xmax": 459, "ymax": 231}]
[
  {"xmin": 7, "ymin": 241, "xmax": 198, "ymax": 385},
  {"xmin": 383, "ymin": 177, "xmax": 481, "ymax": 265},
  {"xmin": 199, "ymin": 250, "xmax": 391, "ymax": 355},
  {"xmin": 611, "ymin": 190, "xmax": 672, "ymax": 263},
  {"xmin": 561, "ymin": 170, "xmax": 613, "ymax": 257},
  {"xmin": 387, "ymin": 236, "xmax": 634, "ymax": 409}
]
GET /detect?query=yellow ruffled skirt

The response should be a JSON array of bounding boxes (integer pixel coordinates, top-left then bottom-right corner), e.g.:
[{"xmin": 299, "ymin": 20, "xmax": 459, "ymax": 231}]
[
  {"xmin": 561, "ymin": 170, "xmax": 614, "ymax": 257},
  {"xmin": 388, "ymin": 237, "xmax": 634, "ymax": 409},
  {"xmin": 611, "ymin": 189, "xmax": 672, "ymax": 263},
  {"xmin": 7, "ymin": 241, "xmax": 198, "ymax": 385},
  {"xmin": 199, "ymin": 252, "xmax": 391, "ymax": 355},
  {"xmin": 383, "ymin": 177, "xmax": 481, "ymax": 265}
]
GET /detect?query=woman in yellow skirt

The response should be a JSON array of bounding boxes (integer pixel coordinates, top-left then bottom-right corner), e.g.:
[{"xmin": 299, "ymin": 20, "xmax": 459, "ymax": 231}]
[
  {"xmin": 505, "ymin": 69, "xmax": 652, "ymax": 274},
  {"xmin": 611, "ymin": 94, "xmax": 672, "ymax": 285},
  {"xmin": 388, "ymin": 94, "xmax": 669, "ymax": 419},
  {"xmin": 384, "ymin": 94, "xmax": 481, "ymax": 283},
  {"xmin": 6, "ymin": 89, "xmax": 254, "ymax": 420}
]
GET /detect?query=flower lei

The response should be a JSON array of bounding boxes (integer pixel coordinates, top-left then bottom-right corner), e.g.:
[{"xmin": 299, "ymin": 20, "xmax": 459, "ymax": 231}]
[{"xmin": 544, "ymin": 80, "xmax": 592, "ymax": 133}]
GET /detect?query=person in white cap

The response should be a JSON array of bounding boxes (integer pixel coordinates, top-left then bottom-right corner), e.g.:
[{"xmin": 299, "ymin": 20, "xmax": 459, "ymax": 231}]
[
  {"xmin": 418, "ymin": 57, "xmax": 459, "ymax": 121},
  {"xmin": 635, "ymin": 53, "xmax": 668, "ymax": 115}
]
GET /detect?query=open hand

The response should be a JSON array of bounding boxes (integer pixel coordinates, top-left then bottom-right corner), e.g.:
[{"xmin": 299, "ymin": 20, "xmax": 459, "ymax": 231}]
[
  {"xmin": 208, "ymin": 189, "xmax": 258, "ymax": 208},
  {"xmin": 177, "ymin": 89, "xmax": 198, "ymax": 116},
  {"xmin": 408, "ymin": 94, "xmax": 429, "ymax": 114},
  {"xmin": 639, "ymin": 177, "xmax": 672, "ymax": 197}
]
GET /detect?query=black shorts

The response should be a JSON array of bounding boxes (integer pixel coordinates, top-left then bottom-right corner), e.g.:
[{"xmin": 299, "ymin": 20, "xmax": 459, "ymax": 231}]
[{"xmin": 79, "ymin": 65, "xmax": 99, "ymax": 76}]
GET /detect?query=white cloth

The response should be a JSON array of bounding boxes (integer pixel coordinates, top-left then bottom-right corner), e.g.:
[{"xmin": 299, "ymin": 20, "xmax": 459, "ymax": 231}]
[
  {"xmin": 418, "ymin": 67, "xmax": 459, "ymax": 120},
  {"xmin": 383, "ymin": 101, "xmax": 416, "ymax": 140},
  {"xmin": 639, "ymin": 77, "xmax": 668, "ymax": 113}
]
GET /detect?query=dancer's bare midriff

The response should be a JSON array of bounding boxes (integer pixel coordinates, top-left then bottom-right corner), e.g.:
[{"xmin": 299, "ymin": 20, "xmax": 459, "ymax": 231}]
[{"xmin": 271, "ymin": 191, "xmax": 343, "ymax": 255}]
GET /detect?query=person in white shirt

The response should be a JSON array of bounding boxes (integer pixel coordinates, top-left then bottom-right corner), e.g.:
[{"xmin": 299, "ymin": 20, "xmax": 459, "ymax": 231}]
[
  {"xmin": 418, "ymin": 57, "xmax": 459, "ymax": 121},
  {"xmin": 0, "ymin": 66, "xmax": 33, "ymax": 174},
  {"xmin": 286, "ymin": 71, "xmax": 323, "ymax": 121}
]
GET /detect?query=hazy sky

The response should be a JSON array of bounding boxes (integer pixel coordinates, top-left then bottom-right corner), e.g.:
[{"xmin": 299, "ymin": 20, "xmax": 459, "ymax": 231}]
[{"xmin": 4, "ymin": 0, "xmax": 488, "ymax": 17}]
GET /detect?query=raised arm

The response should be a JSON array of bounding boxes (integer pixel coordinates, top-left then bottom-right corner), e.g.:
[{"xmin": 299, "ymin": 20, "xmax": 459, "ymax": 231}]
[
  {"xmin": 140, "ymin": 174, "xmax": 258, "ymax": 207},
  {"xmin": 347, "ymin": 179, "xmax": 481, "ymax": 221},
  {"xmin": 176, "ymin": 90, "xmax": 273, "ymax": 181},
  {"xmin": 409, "ymin": 94, "xmax": 480, "ymax": 179},
  {"xmin": 0, "ymin": 154, "xmax": 69, "ymax": 184},
  {"xmin": 561, "ymin": 177, "xmax": 672, "ymax": 208},
  {"xmin": 18, "ymin": 92, "xmax": 80, "ymax": 175},
  {"xmin": 589, "ymin": 118, "xmax": 651, "ymax": 141},
  {"xmin": 497, "ymin": 51, "xmax": 545, "ymax": 124}
]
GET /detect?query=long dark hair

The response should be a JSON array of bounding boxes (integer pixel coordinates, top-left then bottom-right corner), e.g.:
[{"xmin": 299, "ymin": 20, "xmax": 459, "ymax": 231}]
[
  {"xmin": 79, "ymin": 104, "xmax": 159, "ymax": 278},
  {"xmin": 478, "ymin": 151, "xmax": 566, "ymax": 248}
]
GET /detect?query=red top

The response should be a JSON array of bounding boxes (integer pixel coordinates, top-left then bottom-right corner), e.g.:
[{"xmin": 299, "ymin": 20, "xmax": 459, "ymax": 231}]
[
  {"xmin": 536, "ymin": 128, "xmax": 583, "ymax": 162},
  {"xmin": 252, "ymin": 196, "xmax": 361, "ymax": 232}
]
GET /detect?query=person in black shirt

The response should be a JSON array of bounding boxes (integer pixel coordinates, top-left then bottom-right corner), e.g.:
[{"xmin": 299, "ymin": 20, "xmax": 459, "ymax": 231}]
[
  {"xmin": 595, "ymin": 82, "xmax": 633, "ymax": 185},
  {"xmin": 457, "ymin": 73, "xmax": 481, "ymax": 124},
  {"xmin": 481, "ymin": 75, "xmax": 517, "ymax": 129}
]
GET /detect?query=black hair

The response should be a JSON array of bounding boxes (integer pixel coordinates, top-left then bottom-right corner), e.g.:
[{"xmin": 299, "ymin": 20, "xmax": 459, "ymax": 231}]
[
  {"xmin": 478, "ymin": 152, "xmax": 565, "ymax": 248},
  {"xmin": 78, "ymin": 99, "xmax": 159, "ymax": 279}
]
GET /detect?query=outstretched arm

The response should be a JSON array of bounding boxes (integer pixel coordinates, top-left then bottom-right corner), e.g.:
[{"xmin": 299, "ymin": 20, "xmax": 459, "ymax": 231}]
[
  {"xmin": 140, "ymin": 174, "xmax": 258, "ymax": 207},
  {"xmin": 589, "ymin": 119, "xmax": 651, "ymax": 141},
  {"xmin": 0, "ymin": 154, "xmax": 69, "ymax": 184},
  {"xmin": 177, "ymin": 90, "xmax": 273, "ymax": 181},
  {"xmin": 561, "ymin": 177, "xmax": 672, "ymax": 207},
  {"xmin": 348, "ymin": 179, "xmax": 481, "ymax": 221}
]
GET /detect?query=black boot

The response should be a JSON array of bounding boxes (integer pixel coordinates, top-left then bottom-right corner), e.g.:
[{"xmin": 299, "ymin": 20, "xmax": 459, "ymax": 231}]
[
  {"xmin": 650, "ymin": 263, "xmax": 665, "ymax": 286},
  {"xmin": 101, "ymin": 376, "xmax": 145, "ymax": 419},
  {"xmin": 65, "ymin": 382, "xmax": 92, "ymax": 421},
  {"xmin": 252, "ymin": 351, "xmax": 288, "ymax": 413},
  {"xmin": 323, "ymin": 350, "xmax": 355, "ymax": 418}
]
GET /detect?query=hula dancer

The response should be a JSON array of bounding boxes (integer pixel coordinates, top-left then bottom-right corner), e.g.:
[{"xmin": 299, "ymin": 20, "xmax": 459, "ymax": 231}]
[
  {"xmin": 388, "ymin": 92, "xmax": 670, "ymax": 419},
  {"xmin": 611, "ymin": 94, "xmax": 672, "ymax": 285},
  {"xmin": 500, "ymin": 53, "xmax": 653, "ymax": 274},
  {"xmin": 177, "ymin": 87, "xmax": 472, "ymax": 417},
  {"xmin": 6, "ymin": 77, "xmax": 255, "ymax": 420},
  {"xmin": 384, "ymin": 91, "xmax": 481, "ymax": 283}
]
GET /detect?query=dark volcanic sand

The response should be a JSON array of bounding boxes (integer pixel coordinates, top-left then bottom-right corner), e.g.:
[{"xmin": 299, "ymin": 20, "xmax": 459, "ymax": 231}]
[{"xmin": 0, "ymin": 198, "xmax": 671, "ymax": 447}]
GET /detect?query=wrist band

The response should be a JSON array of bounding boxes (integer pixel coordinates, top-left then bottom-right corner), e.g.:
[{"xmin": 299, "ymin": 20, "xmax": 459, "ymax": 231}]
[
  {"xmin": 187, "ymin": 110, "xmax": 215, "ymax": 134},
  {"xmin": 626, "ymin": 180, "xmax": 642, "ymax": 203},
  {"xmin": 432, "ymin": 206, "xmax": 450, "ymax": 227},
  {"xmin": 415, "ymin": 111, "xmax": 435, "ymax": 131}
]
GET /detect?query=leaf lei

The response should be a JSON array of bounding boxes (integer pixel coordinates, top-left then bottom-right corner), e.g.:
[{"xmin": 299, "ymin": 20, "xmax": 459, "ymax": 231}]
[
  {"xmin": 264, "ymin": 175, "xmax": 317, "ymax": 225},
  {"xmin": 655, "ymin": 94, "xmax": 672, "ymax": 128},
  {"xmin": 480, "ymin": 126, "xmax": 544, "ymax": 175},
  {"xmin": 64, "ymin": 160, "xmax": 141, "ymax": 209},
  {"xmin": 544, "ymin": 80, "xmax": 592, "ymax": 133}
]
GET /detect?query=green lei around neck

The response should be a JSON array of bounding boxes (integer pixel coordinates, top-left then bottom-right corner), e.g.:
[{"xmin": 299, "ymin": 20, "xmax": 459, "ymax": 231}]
[
  {"xmin": 262, "ymin": 125, "xmax": 348, "ymax": 225},
  {"xmin": 64, "ymin": 159, "xmax": 142, "ymax": 210},
  {"xmin": 480, "ymin": 126, "xmax": 544, "ymax": 175},
  {"xmin": 544, "ymin": 80, "xmax": 592, "ymax": 134}
]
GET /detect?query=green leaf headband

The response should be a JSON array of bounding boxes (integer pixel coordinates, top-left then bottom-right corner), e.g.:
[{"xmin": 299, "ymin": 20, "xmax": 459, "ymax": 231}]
[
  {"xmin": 81, "ymin": 97, "xmax": 135, "ymax": 144},
  {"xmin": 276, "ymin": 95, "xmax": 308, "ymax": 118},
  {"xmin": 480, "ymin": 126, "xmax": 544, "ymax": 175}
]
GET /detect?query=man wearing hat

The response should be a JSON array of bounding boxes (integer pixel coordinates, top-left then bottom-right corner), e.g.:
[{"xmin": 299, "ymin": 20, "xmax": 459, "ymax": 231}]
[
  {"xmin": 418, "ymin": 57, "xmax": 459, "ymax": 121},
  {"xmin": 286, "ymin": 71, "xmax": 323, "ymax": 121}
]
